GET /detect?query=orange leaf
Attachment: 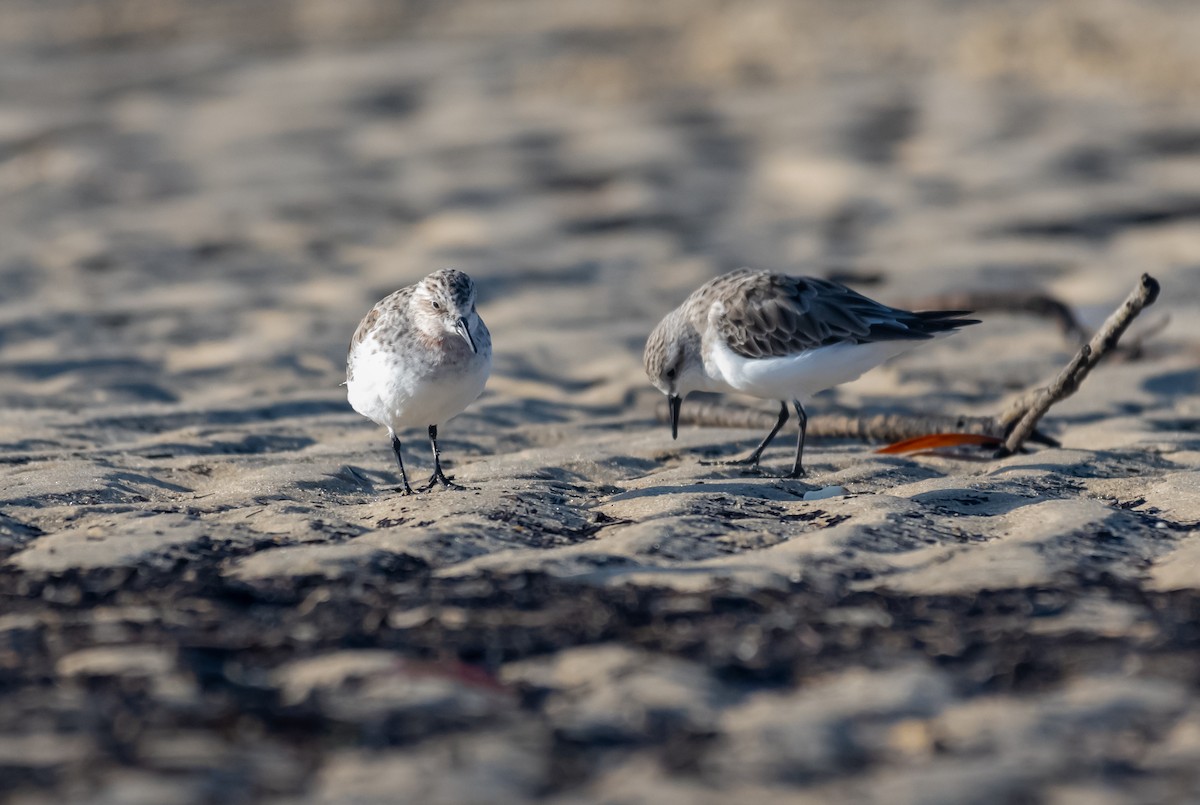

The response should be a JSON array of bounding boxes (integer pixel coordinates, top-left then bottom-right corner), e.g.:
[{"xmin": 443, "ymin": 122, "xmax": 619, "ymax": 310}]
[{"xmin": 875, "ymin": 433, "xmax": 1002, "ymax": 455}]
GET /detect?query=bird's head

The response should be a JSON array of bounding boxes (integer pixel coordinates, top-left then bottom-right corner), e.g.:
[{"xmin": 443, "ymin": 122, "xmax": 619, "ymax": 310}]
[
  {"xmin": 643, "ymin": 309, "xmax": 702, "ymax": 439},
  {"xmin": 416, "ymin": 268, "xmax": 479, "ymax": 353}
]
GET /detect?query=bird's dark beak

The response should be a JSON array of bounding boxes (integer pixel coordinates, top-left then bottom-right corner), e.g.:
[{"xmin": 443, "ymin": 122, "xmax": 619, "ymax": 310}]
[
  {"xmin": 454, "ymin": 317, "xmax": 477, "ymax": 354},
  {"xmin": 668, "ymin": 394, "xmax": 681, "ymax": 440}
]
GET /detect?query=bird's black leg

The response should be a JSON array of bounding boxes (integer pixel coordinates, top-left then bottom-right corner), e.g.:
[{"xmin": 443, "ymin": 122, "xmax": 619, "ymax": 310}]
[
  {"xmin": 420, "ymin": 425, "xmax": 466, "ymax": 491},
  {"xmin": 785, "ymin": 400, "xmax": 808, "ymax": 478},
  {"xmin": 390, "ymin": 433, "xmax": 414, "ymax": 495},
  {"xmin": 702, "ymin": 401, "xmax": 789, "ymax": 470}
]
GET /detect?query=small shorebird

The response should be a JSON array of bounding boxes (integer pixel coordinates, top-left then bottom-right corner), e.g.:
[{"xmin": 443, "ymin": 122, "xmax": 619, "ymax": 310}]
[
  {"xmin": 347, "ymin": 269, "xmax": 492, "ymax": 494},
  {"xmin": 644, "ymin": 269, "xmax": 979, "ymax": 477}
]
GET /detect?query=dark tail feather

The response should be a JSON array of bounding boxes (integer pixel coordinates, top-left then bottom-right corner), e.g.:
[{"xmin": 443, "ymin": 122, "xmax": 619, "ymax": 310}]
[
  {"xmin": 911, "ymin": 309, "xmax": 980, "ymax": 335},
  {"xmin": 914, "ymin": 309, "xmax": 973, "ymax": 319},
  {"xmin": 864, "ymin": 309, "xmax": 981, "ymax": 341}
]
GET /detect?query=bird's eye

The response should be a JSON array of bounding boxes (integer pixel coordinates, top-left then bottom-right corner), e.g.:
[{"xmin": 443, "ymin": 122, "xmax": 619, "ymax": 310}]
[
  {"xmin": 666, "ymin": 368, "xmax": 677, "ymax": 380},
  {"xmin": 431, "ymin": 301, "xmax": 441, "ymax": 310}
]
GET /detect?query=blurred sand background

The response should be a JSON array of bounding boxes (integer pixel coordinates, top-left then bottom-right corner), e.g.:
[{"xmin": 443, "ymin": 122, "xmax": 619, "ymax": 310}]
[{"xmin": 3, "ymin": 0, "xmax": 1200, "ymax": 802}]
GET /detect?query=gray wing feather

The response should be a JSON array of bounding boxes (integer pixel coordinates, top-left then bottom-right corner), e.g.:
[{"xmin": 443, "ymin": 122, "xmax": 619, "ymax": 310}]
[{"xmin": 710, "ymin": 272, "xmax": 978, "ymax": 360}]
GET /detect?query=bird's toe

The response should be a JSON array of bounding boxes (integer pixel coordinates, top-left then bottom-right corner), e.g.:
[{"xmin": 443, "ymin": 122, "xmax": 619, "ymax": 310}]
[
  {"xmin": 700, "ymin": 456, "xmax": 760, "ymax": 468},
  {"xmin": 420, "ymin": 472, "xmax": 471, "ymax": 492}
]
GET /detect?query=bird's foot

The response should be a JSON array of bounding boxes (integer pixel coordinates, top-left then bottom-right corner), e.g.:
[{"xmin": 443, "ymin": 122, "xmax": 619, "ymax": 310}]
[
  {"xmin": 396, "ymin": 483, "xmax": 415, "ymax": 496},
  {"xmin": 782, "ymin": 467, "xmax": 807, "ymax": 479},
  {"xmin": 700, "ymin": 454, "xmax": 762, "ymax": 470},
  {"xmin": 419, "ymin": 470, "xmax": 470, "ymax": 492},
  {"xmin": 700, "ymin": 456, "xmax": 766, "ymax": 475}
]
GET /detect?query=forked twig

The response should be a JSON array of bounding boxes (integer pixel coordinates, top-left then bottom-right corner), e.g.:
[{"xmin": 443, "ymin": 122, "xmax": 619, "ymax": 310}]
[{"xmin": 995, "ymin": 273, "xmax": 1160, "ymax": 456}]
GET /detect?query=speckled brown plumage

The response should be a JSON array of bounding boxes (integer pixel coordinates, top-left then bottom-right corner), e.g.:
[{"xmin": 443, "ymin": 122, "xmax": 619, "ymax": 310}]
[{"xmin": 345, "ymin": 268, "xmax": 484, "ymax": 383}]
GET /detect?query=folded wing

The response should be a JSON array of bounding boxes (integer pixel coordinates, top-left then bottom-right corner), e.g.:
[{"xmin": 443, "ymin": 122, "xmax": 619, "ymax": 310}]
[{"xmin": 712, "ymin": 271, "xmax": 980, "ymax": 360}]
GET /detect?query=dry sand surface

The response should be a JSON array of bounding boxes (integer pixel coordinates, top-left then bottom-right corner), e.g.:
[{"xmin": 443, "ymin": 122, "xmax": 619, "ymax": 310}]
[{"xmin": 3, "ymin": 1, "xmax": 1200, "ymax": 802}]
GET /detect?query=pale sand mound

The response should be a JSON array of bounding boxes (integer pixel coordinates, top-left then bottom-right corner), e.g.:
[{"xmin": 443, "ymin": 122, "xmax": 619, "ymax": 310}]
[{"xmin": 3, "ymin": 1, "xmax": 1200, "ymax": 802}]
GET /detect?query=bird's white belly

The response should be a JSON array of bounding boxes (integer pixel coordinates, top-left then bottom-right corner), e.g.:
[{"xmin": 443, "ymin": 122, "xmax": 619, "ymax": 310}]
[
  {"xmin": 347, "ymin": 345, "xmax": 490, "ymax": 433},
  {"xmin": 708, "ymin": 338, "xmax": 921, "ymax": 402}
]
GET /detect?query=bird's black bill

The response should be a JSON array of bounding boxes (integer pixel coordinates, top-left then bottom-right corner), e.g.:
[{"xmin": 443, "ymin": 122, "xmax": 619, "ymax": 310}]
[
  {"xmin": 454, "ymin": 318, "xmax": 477, "ymax": 353},
  {"xmin": 668, "ymin": 394, "xmax": 682, "ymax": 440}
]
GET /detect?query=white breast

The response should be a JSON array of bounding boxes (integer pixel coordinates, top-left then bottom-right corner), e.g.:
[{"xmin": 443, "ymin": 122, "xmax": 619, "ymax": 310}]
[{"xmin": 347, "ymin": 333, "xmax": 491, "ymax": 433}]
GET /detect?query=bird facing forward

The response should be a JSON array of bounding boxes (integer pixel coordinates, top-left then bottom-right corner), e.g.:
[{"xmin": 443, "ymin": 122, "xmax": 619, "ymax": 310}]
[
  {"xmin": 644, "ymin": 269, "xmax": 979, "ymax": 477},
  {"xmin": 347, "ymin": 269, "xmax": 492, "ymax": 494}
]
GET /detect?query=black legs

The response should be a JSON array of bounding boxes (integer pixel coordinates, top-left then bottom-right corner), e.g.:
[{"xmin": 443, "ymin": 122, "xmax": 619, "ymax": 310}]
[
  {"xmin": 419, "ymin": 424, "xmax": 464, "ymax": 491},
  {"xmin": 390, "ymin": 433, "xmax": 414, "ymax": 495},
  {"xmin": 389, "ymin": 426, "xmax": 465, "ymax": 495},
  {"xmin": 752, "ymin": 401, "xmax": 791, "ymax": 466},
  {"xmin": 787, "ymin": 400, "xmax": 808, "ymax": 478},
  {"xmin": 702, "ymin": 401, "xmax": 789, "ymax": 469},
  {"xmin": 702, "ymin": 399, "xmax": 809, "ymax": 478}
]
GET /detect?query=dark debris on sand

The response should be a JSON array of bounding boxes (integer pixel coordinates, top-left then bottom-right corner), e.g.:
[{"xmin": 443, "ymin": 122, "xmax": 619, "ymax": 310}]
[{"xmin": 4, "ymin": 544, "xmax": 1200, "ymax": 800}]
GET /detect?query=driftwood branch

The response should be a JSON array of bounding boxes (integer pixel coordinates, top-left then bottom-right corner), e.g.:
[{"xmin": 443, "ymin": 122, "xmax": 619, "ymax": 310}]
[
  {"xmin": 659, "ymin": 401, "xmax": 1009, "ymax": 442},
  {"xmin": 656, "ymin": 274, "xmax": 1161, "ymax": 457},
  {"xmin": 995, "ymin": 272, "xmax": 1160, "ymax": 456}
]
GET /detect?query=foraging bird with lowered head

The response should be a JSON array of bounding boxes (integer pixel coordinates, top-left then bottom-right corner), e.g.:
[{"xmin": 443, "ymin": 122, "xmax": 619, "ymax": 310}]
[{"xmin": 644, "ymin": 269, "xmax": 978, "ymax": 476}]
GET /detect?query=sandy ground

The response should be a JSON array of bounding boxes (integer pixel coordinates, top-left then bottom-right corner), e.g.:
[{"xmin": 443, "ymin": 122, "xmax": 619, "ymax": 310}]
[{"xmin": 3, "ymin": 1, "xmax": 1200, "ymax": 802}]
